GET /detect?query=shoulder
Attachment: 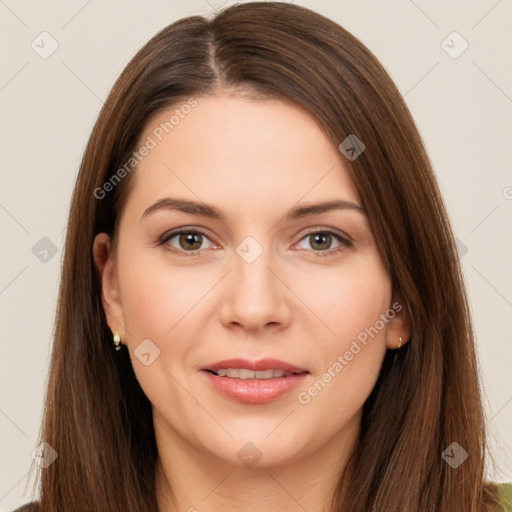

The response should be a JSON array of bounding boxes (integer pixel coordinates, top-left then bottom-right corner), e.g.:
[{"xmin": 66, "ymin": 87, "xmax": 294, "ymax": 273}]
[
  {"xmin": 498, "ymin": 482, "xmax": 512, "ymax": 512},
  {"xmin": 10, "ymin": 502, "xmax": 39, "ymax": 512}
]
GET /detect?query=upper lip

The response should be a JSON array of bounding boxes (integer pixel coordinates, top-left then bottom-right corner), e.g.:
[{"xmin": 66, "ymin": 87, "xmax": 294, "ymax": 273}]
[{"xmin": 202, "ymin": 358, "xmax": 309, "ymax": 373}]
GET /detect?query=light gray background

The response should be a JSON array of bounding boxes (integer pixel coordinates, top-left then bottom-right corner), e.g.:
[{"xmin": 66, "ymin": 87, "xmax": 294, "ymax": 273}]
[{"xmin": 1, "ymin": 0, "xmax": 511, "ymax": 509}]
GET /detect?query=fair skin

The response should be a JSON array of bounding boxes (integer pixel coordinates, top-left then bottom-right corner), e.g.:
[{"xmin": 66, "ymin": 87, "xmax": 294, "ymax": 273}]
[{"xmin": 93, "ymin": 93, "xmax": 410, "ymax": 512}]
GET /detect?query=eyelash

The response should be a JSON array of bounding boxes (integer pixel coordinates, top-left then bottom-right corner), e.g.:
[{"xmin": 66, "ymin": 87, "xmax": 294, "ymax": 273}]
[{"xmin": 158, "ymin": 227, "xmax": 352, "ymax": 258}]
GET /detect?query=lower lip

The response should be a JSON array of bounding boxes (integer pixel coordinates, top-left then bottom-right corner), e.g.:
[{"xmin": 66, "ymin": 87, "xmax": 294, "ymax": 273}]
[{"xmin": 202, "ymin": 370, "xmax": 309, "ymax": 404}]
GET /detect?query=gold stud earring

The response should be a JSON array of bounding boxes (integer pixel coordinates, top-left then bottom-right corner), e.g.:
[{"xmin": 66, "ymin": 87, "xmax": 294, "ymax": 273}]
[
  {"xmin": 397, "ymin": 336, "xmax": 402, "ymax": 349},
  {"xmin": 113, "ymin": 332, "xmax": 121, "ymax": 351}
]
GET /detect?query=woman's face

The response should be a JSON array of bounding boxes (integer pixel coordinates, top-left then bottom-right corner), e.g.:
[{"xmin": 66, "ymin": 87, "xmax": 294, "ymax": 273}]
[{"xmin": 95, "ymin": 93, "xmax": 408, "ymax": 469}]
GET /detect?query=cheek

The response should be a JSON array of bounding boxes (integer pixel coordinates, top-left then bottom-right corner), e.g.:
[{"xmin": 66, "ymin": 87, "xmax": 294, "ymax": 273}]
[
  {"xmin": 296, "ymin": 254, "xmax": 391, "ymax": 346},
  {"xmin": 117, "ymin": 248, "xmax": 211, "ymax": 341},
  {"xmin": 293, "ymin": 258, "xmax": 391, "ymax": 428},
  {"xmin": 115, "ymin": 248, "xmax": 207, "ymax": 414},
  {"xmin": 296, "ymin": 252, "xmax": 391, "ymax": 406}
]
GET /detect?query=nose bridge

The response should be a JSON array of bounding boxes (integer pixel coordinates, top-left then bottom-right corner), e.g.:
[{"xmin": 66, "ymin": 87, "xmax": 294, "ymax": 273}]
[
  {"xmin": 236, "ymin": 245, "xmax": 272, "ymax": 289},
  {"xmin": 220, "ymin": 234, "xmax": 291, "ymax": 330},
  {"xmin": 234, "ymin": 235, "xmax": 278, "ymax": 301}
]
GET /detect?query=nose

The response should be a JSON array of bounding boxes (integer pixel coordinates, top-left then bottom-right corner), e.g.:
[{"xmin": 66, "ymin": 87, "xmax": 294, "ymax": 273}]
[{"xmin": 218, "ymin": 245, "xmax": 292, "ymax": 333}]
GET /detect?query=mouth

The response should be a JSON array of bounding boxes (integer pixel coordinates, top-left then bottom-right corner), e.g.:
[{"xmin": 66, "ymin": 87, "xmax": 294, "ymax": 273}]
[
  {"xmin": 201, "ymin": 358, "xmax": 310, "ymax": 404},
  {"xmin": 203, "ymin": 368, "xmax": 308, "ymax": 379},
  {"xmin": 202, "ymin": 357, "xmax": 309, "ymax": 375}
]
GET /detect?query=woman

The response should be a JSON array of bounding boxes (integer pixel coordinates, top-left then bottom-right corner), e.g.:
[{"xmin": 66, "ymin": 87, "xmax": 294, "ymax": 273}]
[{"xmin": 13, "ymin": 2, "xmax": 511, "ymax": 511}]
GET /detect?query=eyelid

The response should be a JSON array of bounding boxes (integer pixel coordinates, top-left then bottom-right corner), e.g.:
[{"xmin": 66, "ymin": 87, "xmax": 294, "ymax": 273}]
[{"xmin": 296, "ymin": 225, "xmax": 353, "ymax": 244}]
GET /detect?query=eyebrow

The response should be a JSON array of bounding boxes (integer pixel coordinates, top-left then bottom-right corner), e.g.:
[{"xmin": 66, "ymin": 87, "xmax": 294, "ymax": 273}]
[{"xmin": 141, "ymin": 197, "xmax": 366, "ymax": 221}]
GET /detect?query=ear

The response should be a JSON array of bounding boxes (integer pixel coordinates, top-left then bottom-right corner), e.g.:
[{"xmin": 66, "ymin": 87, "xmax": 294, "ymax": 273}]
[
  {"xmin": 385, "ymin": 288, "xmax": 412, "ymax": 350},
  {"xmin": 92, "ymin": 233, "xmax": 127, "ymax": 344}
]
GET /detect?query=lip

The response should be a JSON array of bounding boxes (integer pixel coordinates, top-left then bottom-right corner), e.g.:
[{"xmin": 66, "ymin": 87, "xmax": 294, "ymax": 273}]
[
  {"xmin": 202, "ymin": 370, "xmax": 309, "ymax": 404},
  {"xmin": 201, "ymin": 358, "xmax": 310, "ymax": 404},
  {"xmin": 202, "ymin": 358, "xmax": 308, "ymax": 373}
]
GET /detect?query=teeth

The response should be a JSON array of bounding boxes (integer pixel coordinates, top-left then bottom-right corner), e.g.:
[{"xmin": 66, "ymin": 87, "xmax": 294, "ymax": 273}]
[{"xmin": 213, "ymin": 368, "xmax": 295, "ymax": 379}]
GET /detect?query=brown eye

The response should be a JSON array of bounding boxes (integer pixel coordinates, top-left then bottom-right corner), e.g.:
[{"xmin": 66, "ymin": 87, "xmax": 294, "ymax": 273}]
[
  {"xmin": 159, "ymin": 229, "xmax": 215, "ymax": 256},
  {"xmin": 177, "ymin": 232, "xmax": 203, "ymax": 251},
  {"xmin": 295, "ymin": 229, "xmax": 351, "ymax": 256},
  {"xmin": 309, "ymin": 232, "xmax": 333, "ymax": 251}
]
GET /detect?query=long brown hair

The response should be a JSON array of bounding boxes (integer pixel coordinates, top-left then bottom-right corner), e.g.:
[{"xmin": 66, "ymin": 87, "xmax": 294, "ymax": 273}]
[{"xmin": 27, "ymin": 2, "xmax": 501, "ymax": 511}]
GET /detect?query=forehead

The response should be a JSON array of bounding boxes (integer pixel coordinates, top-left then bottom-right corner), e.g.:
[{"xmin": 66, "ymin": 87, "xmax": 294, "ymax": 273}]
[{"xmin": 126, "ymin": 95, "xmax": 361, "ymax": 216}]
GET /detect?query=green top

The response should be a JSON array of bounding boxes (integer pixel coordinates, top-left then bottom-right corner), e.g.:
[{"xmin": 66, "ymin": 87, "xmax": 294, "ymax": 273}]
[
  {"xmin": 10, "ymin": 482, "xmax": 512, "ymax": 511},
  {"xmin": 501, "ymin": 483, "xmax": 512, "ymax": 511}
]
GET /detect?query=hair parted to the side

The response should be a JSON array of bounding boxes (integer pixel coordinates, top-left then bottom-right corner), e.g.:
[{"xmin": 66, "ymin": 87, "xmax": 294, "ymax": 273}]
[{"xmin": 26, "ymin": 2, "xmax": 501, "ymax": 511}]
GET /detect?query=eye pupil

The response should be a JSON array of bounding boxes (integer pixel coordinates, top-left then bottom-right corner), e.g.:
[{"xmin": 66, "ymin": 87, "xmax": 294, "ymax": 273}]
[
  {"xmin": 180, "ymin": 232, "xmax": 202, "ymax": 250},
  {"xmin": 311, "ymin": 233, "xmax": 331, "ymax": 250}
]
